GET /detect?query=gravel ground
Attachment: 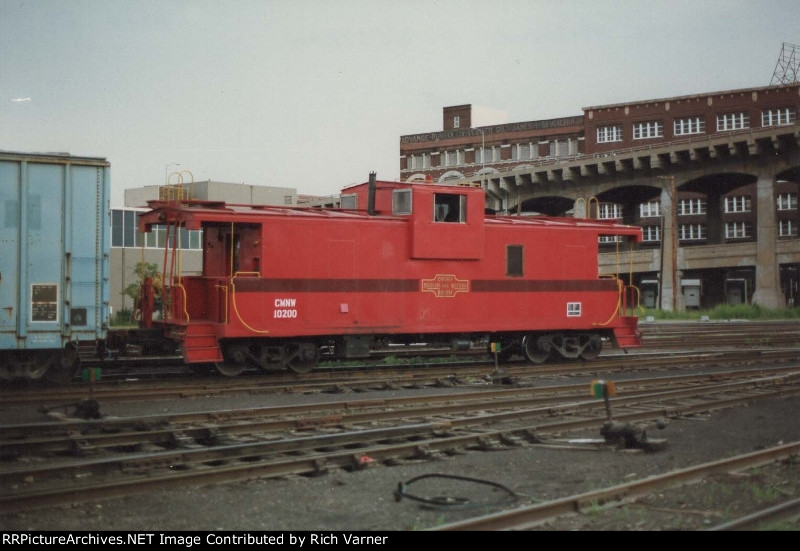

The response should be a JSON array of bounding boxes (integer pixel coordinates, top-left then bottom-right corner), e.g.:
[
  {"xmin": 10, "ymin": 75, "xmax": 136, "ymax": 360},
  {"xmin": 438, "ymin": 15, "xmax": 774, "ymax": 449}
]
[{"xmin": 2, "ymin": 385, "xmax": 799, "ymax": 532}]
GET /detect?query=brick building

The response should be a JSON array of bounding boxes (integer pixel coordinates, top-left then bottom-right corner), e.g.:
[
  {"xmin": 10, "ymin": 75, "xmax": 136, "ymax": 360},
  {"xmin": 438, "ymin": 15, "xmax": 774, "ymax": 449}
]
[{"xmin": 399, "ymin": 84, "xmax": 800, "ymax": 310}]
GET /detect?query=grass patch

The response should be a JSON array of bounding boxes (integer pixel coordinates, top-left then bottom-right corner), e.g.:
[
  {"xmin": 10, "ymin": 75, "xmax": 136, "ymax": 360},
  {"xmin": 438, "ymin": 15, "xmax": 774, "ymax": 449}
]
[
  {"xmin": 749, "ymin": 483, "xmax": 782, "ymax": 502},
  {"xmin": 637, "ymin": 304, "xmax": 800, "ymax": 321}
]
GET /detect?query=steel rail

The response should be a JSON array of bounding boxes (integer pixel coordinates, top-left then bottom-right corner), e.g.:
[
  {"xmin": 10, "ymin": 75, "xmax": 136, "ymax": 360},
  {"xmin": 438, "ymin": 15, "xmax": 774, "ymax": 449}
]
[
  {"xmin": 707, "ymin": 497, "xmax": 800, "ymax": 531},
  {"xmin": 430, "ymin": 441, "xmax": 800, "ymax": 530}
]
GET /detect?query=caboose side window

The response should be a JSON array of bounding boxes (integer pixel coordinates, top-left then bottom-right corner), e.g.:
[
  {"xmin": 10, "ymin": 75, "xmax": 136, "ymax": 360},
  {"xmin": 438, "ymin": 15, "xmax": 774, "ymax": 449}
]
[
  {"xmin": 433, "ymin": 193, "xmax": 466, "ymax": 222},
  {"xmin": 506, "ymin": 245, "xmax": 523, "ymax": 277},
  {"xmin": 340, "ymin": 194, "xmax": 357, "ymax": 210},
  {"xmin": 393, "ymin": 189, "xmax": 412, "ymax": 215}
]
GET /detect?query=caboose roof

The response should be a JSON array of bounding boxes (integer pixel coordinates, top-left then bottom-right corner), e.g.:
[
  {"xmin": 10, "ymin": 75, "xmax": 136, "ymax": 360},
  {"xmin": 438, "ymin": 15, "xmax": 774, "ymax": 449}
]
[
  {"xmin": 137, "ymin": 197, "xmax": 398, "ymax": 232},
  {"xmin": 138, "ymin": 182, "xmax": 641, "ymax": 243}
]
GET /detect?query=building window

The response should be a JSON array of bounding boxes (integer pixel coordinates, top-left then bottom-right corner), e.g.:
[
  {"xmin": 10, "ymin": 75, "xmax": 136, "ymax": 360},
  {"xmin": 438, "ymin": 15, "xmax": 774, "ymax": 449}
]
[
  {"xmin": 725, "ymin": 221, "xmax": 752, "ymax": 239},
  {"xmin": 444, "ymin": 150, "xmax": 464, "ymax": 167},
  {"xmin": 513, "ymin": 143, "xmax": 532, "ymax": 160},
  {"xmin": 633, "ymin": 121, "xmax": 663, "ymax": 139},
  {"xmin": 476, "ymin": 147, "xmax": 497, "ymax": 164},
  {"xmin": 111, "ymin": 209, "xmax": 124, "ymax": 247},
  {"xmin": 717, "ymin": 112, "xmax": 750, "ymax": 131},
  {"xmin": 761, "ymin": 107, "xmax": 796, "ymax": 126},
  {"xmin": 680, "ymin": 223, "xmax": 707, "ymax": 241},
  {"xmin": 111, "ymin": 208, "xmax": 202, "ymax": 250},
  {"xmin": 506, "ymin": 245, "xmax": 523, "ymax": 276},
  {"xmin": 599, "ymin": 235, "xmax": 623, "ymax": 243},
  {"xmin": 148, "ymin": 226, "xmax": 166, "ymax": 248},
  {"xmin": 409, "ymin": 154, "xmax": 431, "ymax": 170},
  {"xmin": 597, "ymin": 203, "xmax": 622, "ymax": 220},
  {"xmin": 597, "ymin": 125, "xmax": 622, "ymax": 143},
  {"xmin": 673, "ymin": 116, "xmax": 705, "ymax": 136},
  {"xmin": 777, "ymin": 193, "xmax": 798, "ymax": 210},
  {"xmin": 639, "ymin": 201, "xmax": 661, "ymax": 218},
  {"xmin": 679, "ymin": 198, "xmax": 707, "ymax": 215},
  {"xmin": 123, "ymin": 210, "xmax": 137, "ymax": 247},
  {"xmin": 642, "ymin": 225, "xmax": 661, "ymax": 242},
  {"xmin": 453, "ymin": 116, "xmax": 460, "ymax": 128},
  {"xmin": 779, "ymin": 220, "xmax": 798, "ymax": 237},
  {"xmin": 724, "ymin": 195, "xmax": 751, "ymax": 213},
  {"xmin": 443, "ymin": 151, "xmax": 454, "ymax": 167},
  {"xmin": 111, "ymin": 209, "xmax": 140, "ymax": 248}
]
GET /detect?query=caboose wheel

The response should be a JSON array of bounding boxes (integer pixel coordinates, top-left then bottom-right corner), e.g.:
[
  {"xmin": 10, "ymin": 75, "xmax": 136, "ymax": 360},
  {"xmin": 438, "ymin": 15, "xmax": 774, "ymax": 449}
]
[
  {"xmin": 215, "ymin": 361, "xmax": 247, "ymax": 377},
  {"xmin": 579, "ymin": 334, "xmax": 603, "ymax": 360},
  {"xmin": 522, "ymin": 334, "xmax": 550, "ymax": 364},
  {"xmin": 286, "ymin": 342, "xmax": 320, "ymax": 374}
]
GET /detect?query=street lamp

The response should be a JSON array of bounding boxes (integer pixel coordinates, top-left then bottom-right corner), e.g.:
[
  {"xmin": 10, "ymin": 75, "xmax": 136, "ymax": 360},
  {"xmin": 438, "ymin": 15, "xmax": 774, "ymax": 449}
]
[{"xmin": 165, "ymin": 162, "xmax": 180, "ymax": 185}]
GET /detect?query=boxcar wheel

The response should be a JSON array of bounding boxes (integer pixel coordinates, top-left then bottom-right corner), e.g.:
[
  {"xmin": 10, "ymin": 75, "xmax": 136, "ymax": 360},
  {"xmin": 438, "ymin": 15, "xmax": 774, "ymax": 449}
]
[{"xmin": 43, "ymin": 347, "xmax": 79, "ymax": 385}]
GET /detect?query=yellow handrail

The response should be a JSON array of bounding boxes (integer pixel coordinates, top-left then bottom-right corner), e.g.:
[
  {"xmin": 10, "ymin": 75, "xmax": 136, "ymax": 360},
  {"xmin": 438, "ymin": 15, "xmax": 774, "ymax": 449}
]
[
  {"xmin": 593, "ymin": 278, "xmax": 623, "ymax": 327},
  {"xmin": 229, "ymin": 272, "xmax": 269, "ymax": 334}
]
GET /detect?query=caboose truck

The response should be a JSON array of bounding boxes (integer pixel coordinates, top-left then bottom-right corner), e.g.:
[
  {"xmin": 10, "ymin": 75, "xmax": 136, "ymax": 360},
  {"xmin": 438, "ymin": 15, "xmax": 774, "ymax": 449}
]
[{"xmin": 136, "ymin": 174, "xmax": 643, "ymax": 376}]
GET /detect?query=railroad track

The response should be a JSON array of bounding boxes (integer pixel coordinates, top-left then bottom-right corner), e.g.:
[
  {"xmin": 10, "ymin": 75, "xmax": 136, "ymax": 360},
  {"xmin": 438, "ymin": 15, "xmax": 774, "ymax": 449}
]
[
  {"xmin": 3, "ymin": 347, "xmax": 798, "ymax": 409},
  {"xmin": 638, "ymin": 319, "xmax": 800, "ymax": 349},
  {"xmin": 3, "ymin": 364, "xmax": 799, "ymax": 515},
  {"xmin": 430, "ymin": 441, "xmax": 800, "ymax": 531},
  {"xmin": 5, "ymin": 363, "xmax": 799, "ymax": 456},
  {"xmin": 72, "ymin": 319, "xmax": 800, "ymax": 380}
]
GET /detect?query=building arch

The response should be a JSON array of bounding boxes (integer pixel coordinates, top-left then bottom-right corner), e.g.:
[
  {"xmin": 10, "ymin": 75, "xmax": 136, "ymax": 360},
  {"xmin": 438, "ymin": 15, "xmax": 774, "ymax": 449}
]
[
  {"xmin": 438, "ymin": 170, "xmax": 466, "ymax": 182},
  {"xmin": 406, "ymin": 173, "xmax": 429, "ymax": 182}
]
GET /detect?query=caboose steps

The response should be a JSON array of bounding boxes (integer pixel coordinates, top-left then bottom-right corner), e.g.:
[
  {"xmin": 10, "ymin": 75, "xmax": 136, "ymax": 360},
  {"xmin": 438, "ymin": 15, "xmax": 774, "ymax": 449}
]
[
  {"xmin": 182, "ymin": 323, "xmax": 223, "ymax": 363},
  {"xmin": 613, "ymin": 317, "xmax": 642, "ymax": 347}
]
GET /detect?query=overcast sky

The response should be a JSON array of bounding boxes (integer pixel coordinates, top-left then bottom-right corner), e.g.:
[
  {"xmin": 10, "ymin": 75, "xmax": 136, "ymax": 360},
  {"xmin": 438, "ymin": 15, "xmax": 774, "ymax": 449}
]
[{"xmin": 1, "ymin": 0, "xmax": 797, "ymax": 206}]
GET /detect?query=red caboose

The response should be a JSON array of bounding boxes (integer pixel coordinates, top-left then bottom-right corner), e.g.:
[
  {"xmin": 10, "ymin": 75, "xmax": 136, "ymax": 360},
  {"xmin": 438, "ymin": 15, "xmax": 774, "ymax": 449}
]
[{"xmin": 137, "ymin": 177, "xmax": 643, "ymax": 375}]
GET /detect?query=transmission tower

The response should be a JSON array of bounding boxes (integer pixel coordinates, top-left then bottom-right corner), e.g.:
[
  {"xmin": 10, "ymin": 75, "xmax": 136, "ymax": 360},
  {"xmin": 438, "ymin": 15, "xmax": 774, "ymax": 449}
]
[{"xmin": 770, "ymin": 42, "xmax": 800, "ymax": 85}]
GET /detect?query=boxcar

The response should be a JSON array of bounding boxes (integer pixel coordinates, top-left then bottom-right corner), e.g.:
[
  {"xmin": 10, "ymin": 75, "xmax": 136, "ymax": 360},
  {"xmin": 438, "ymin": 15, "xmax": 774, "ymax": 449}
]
[
  {"xmin": 0, "ymin": 151, "xmax": 110, "ymax": 382},
  {"xmin": 137, "ymin": 175, "xmax": 642, "ymax": 375}
]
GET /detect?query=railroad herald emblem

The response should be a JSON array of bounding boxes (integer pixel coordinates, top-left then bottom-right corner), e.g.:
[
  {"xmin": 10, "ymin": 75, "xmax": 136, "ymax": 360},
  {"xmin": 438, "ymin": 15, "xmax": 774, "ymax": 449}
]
[{"xmin": 421, "ymin": 274, "xmax": 469, "ymax": 298}]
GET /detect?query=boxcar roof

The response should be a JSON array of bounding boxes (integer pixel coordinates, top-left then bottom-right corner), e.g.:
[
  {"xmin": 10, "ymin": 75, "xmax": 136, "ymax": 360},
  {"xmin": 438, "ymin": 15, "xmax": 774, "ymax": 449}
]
[{"xmin": 0, "ymin": 150, "xmax": 109, "ymax": 165}]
